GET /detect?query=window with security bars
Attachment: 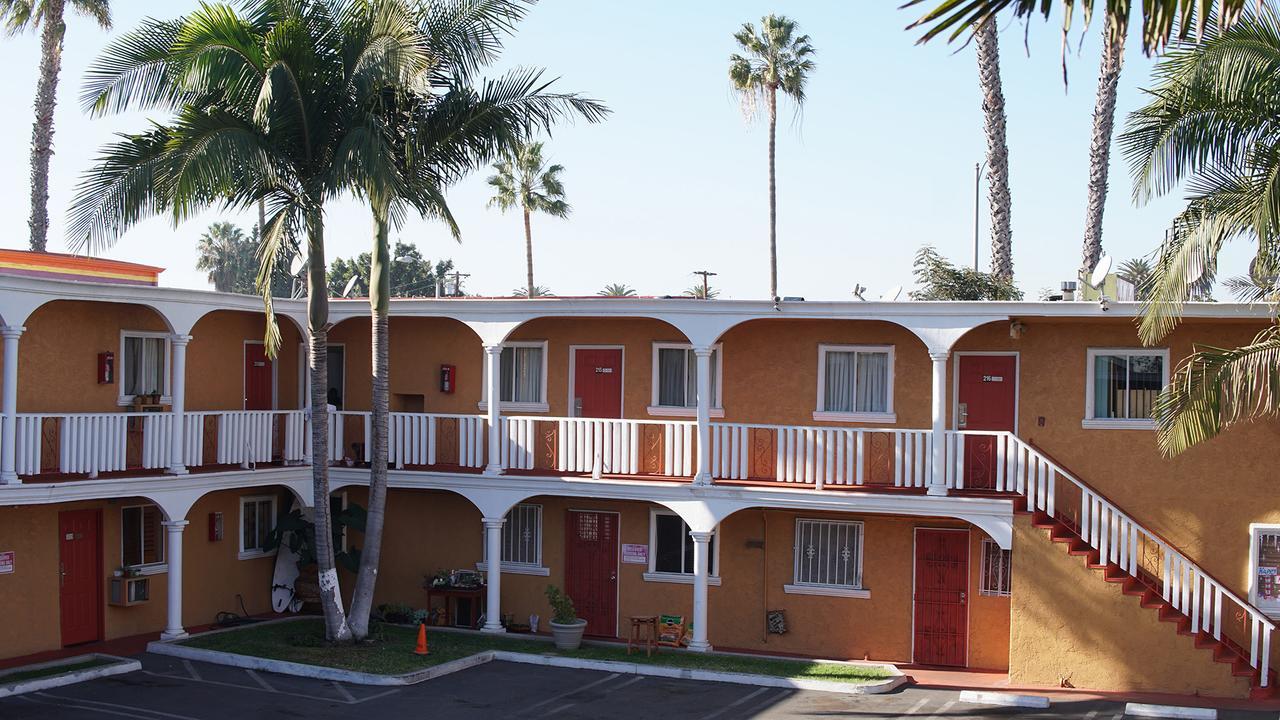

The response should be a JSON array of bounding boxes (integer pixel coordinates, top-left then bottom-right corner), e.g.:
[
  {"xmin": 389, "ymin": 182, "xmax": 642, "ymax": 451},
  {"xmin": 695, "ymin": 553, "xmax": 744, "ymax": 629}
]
[
  {"xmin": 1252, "ymin": 527, "xmax": 1280, "ymax": 619},
  {"xmin": 121, "ymin": 504, "xmax": 164, "ymax": 567},
  {"xmin": 502, "ymin": 504, "xmax": 543, "ymax": 568},
  {"xmin": 792, "ymin": 519, "xmax": 863, "ymax": 589},
  {"xmin": 980, "ymin": 539, "xmax": 1012, "ymax": 597}
]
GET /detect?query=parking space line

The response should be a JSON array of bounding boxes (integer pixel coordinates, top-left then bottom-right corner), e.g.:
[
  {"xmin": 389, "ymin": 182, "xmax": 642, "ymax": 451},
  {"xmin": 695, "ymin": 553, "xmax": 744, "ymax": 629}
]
[
  {"xmin": 244, "ymin": 669, "xmax": 273, "ymax": 692},
  {"xmin": 904, "ymin": 697, "xmax": 931, "ymax": 715},
  {"xmin": 20, "ymin": 694, "xmax": 158, "ymax": 719},
  {"xmin": 33, "ymin": 691, "xmax": 202, "ymax": 720},
  {"xmin": 138, "ymin": 669, "xmax": 358, "ymax": 705},
  {"xmin": 330, "ymin": 681, "xmax": 356, "ymax": 703},
  {"xmin": 349, "ymin": 688, "xmax": 400, "ymax": 705},
  {"xmin": 926, "ymin": 699, "xmax": 955, "ymax": 719},
  {"xmin": 180, "ymin": 660, "xmax": 201, "ymax": 682},
  {"xmin": 697, "ymin": 686, "xmax": 771, "ymax": 720},
  {"xmin": 537, "ymin": 675, "xmax": 644, "ymax": 718},
  {"xmin": 519, "ymin": 672, "xmax": 621, "ymax": 715}
]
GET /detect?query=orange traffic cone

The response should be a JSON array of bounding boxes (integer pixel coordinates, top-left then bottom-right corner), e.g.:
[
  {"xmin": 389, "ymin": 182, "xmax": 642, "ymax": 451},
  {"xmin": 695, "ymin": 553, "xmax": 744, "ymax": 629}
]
[{"xmin": 414, "ymin": 621, "xmax": 429, "ymax": 656}]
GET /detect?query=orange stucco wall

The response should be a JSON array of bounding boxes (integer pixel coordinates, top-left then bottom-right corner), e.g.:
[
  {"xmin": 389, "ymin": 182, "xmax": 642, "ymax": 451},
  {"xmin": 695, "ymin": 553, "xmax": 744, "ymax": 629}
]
[
  {"xmin": 187, "ymin": 311, "xmax": 302, "ymax": 411},
  {"xmin": 355, "ymin": 488, "xmax": 1009, "ymax": 669},
  {"xmin": 1008, "ymin": 514, "xmax": 1251, "ymax": 697},
  {"xmin": 0, "ymin": 488, "xmax": 286, "ymax": 659}
]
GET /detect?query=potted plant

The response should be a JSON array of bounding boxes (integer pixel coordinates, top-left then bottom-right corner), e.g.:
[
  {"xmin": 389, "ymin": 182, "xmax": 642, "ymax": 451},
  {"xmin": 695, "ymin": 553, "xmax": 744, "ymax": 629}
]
[{"xmin": 545, "ymin": 585, "xmax": 586, "ymax": 650}]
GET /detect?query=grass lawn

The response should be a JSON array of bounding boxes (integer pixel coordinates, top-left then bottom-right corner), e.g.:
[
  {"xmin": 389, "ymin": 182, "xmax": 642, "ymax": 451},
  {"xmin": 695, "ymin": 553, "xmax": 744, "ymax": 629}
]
[
  {"xmin": 181, "ymin": 619, "xmax": 892, "ymax": 684},
  {"xmin": 0, "ymin": 658, "xmax": 116, "ymax": 684}
]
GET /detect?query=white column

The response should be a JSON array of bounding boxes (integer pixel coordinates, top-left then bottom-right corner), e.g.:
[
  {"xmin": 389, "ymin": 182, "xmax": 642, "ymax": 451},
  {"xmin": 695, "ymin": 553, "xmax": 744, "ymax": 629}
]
[
  {"xmin": 161, "ymin": 519, "xmax": 189, "ymax": 639},
  {"xmin": 693, "ymin": 346, "xmax": 713, "ymax": 485},
  {"xmin": 483, "ymin": 345, "xmax": 503, "ymax": 475},
  {"xmin": 928, "ymin": 351, "xmax": 949, "ymax": 496},
  {"xmin": 168, "ymin": 334, "xmax": 192, "ymax": 475},
  {"xmin": 0, "ymin": 325, "xmax": 23, "ymax": 484},
  {"xmin": 481, "ymin": 516, "xmax": 506, "ymax": 633},
  {"xmin": 688, "ymin": 530, "xmax": 713, "ymax": 651}
]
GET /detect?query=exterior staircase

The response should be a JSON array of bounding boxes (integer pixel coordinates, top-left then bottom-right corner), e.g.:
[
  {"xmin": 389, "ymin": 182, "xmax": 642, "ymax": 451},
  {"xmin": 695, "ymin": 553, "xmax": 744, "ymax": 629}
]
[{"xmin": 950, "ymin": 430, "xmax": 1277, "ymax": 697}]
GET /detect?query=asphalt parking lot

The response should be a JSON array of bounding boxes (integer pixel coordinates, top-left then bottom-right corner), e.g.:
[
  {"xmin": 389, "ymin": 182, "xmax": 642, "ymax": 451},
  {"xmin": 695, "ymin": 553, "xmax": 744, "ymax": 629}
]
[{"xmin": 0, "ymin": 653, "xmax": 1274, "ymax": 720}]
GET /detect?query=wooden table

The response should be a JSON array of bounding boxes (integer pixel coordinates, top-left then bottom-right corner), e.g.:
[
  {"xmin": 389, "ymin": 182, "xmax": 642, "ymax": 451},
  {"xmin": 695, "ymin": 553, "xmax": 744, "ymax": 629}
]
[{"xmin": 425, "ymin": 586, "xmax": 486, "ymax": 629}]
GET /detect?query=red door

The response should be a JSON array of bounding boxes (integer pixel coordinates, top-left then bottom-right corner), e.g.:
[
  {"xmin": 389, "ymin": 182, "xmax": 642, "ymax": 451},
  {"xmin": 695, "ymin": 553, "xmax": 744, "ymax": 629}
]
[
  {"xmin": 572, "ymin": 349, "xmax": 622, "ymax": 418},
  {"xmin": 913, "ymin": 529, "xmax": 969, "ymax": 666},
  {"xmin": 59, "ymin": 509, "xmax": 102, "ymax": 647},
  {"xmin": 956, "ymin": 355, "xmax": 1017, "ymax": 490},
  {"xmin": 244, "ymin": 343, "xmax": 273, "ymax": 410},
  {"xmin": 564, "ymin": 510, "xmax": 618, "ymax": 637}
]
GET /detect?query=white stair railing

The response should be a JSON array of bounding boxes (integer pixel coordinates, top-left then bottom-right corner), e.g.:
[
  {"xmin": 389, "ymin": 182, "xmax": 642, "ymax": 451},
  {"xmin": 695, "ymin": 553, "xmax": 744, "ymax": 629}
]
[
  {"xmin": 709, "ymin": 423, "xmax": 931, "ymax": 489},
  {"xmin": 953, "ymin": 429, "xmax": 1275, "ymax": 686}
]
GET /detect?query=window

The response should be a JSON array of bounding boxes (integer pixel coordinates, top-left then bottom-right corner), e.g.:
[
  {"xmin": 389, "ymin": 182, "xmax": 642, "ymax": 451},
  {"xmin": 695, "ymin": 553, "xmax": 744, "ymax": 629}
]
[
  {"xmin": 980, "ymin": 539, "xmax": 1012, "ymax": 597},
  {"xmin": 120, "ymin": 331, "xmax": 170, "ymax": 404},
  {"xmin": 649, "ymin": 343, "xmax": 722, "ymax": 417},
  {"xmin": 478, "ymin": 503, "xmax": 549, "ymax": 575},
  {"xmin": 815, "ymin": 345, "xmax": 894, "ymax": 422},
  {"xmin": 1251, "ymin": 525, "xmax": 1280, "ymax": 620},
  {"xmin": 784, "ymin": 518, "xmax": 867, "ymax": 598},
  {"xmin": 239, "ymin": 495, "xmax": 277, "ymax": 559},
  {"xmin": 644, "ymin": 509, "xmax": 719, "ymax": 584},
  {"xmin": 481, "ymin": 341, "xmax": 548, "ymax": 411},
  {"xmin": 121, "ymin": 504, "xmax": 164, "ymax": 569},
  {"xmin": 1084, "ymin": 349, "xmax": 1169, "ymax": 428}
]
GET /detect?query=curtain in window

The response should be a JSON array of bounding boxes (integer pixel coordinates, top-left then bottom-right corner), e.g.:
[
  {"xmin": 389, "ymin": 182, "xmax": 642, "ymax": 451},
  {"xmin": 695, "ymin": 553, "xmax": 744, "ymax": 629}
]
[
  {"xmin": 658, "ymin": 348, "xmax": 687, "ymax": 407},
  {"xmin": 514, "ymin": 347, "xmax": 541, "ymax": 402},
  {"xmin": 1093, "ymin": 355, "xmax": 1127, "ymax": 419},
  {"xmin": 122, "ymin": 506, "xmax": 162, "ymax": 567},
  {"xmin": 124, "ymin": 337, "xmax": 165, "ymax": 397},
  {"xmin": 855, "ymin": 352, "xmax": 889, "ymax": 412},
  {"xmin": 1128, "ymin": 355, "xmax": 1163, "ymax": 419},
  {"xmin": 499, "ymin": 347, "xmax": 515, "ymax": 402},
  {"xmin": 823, "ymin": 352, "xmax": 855, "ymax": 412}
]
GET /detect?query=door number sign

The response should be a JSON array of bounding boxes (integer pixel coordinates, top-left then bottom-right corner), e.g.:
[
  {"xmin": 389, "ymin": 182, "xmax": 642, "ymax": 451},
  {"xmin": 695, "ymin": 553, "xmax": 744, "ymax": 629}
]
[{"xmin": 982, "ymin": 375, "xmax": 1004, "ymax": 382}]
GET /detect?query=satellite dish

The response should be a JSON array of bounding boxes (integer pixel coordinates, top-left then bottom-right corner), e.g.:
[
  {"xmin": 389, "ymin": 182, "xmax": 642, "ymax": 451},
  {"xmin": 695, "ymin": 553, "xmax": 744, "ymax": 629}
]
[
  {"xmin": 1089, "ymin": 254, "xmax": 1113, "ymax": 289},
  {"xmin": 289, "ymin": 253, "xmax": 305, "ymax": 276},
  {"xmin": 342, "ymin": 275, "xmax": 360, "ymax": 298},
  {"xmin": 881, "ymin": 285, "xmax": 902, "ymax": 301}
]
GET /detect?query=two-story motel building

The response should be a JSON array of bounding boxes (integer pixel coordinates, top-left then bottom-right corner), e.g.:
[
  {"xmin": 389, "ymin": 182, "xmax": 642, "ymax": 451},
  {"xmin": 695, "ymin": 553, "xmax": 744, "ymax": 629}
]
[{"xmin": 0, "ymin": 254, "xmax": 1277, "ymax": 700}]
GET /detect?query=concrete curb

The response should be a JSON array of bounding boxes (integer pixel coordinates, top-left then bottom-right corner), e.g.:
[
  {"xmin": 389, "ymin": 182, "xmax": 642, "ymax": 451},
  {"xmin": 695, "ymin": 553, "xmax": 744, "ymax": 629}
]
[
  {"xmin": 1124, "ymin": 703, "xmax": 1217, "ymax": 720},
  {"xmin": 958, "ymin": 690, "xmax": 1051, "ymax": 709},
  {"xmin": 0, "ymin": 654, "xmax": 141, "ymax": 698},
  {"xmin": 490, "ymin": 651, "xmax": 908, "ymax": 695},
  {"xmin": 146, "ymin": 640, "xmax": 495, "ymax": 686}
]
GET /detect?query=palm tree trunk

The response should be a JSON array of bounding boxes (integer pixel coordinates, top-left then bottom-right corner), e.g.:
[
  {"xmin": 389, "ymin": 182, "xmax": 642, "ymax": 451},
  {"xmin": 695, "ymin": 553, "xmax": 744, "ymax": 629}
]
[
  {"xmin": 305, "ymin": 210, "xmax": 351, "ymax": 642},
  {"xmin": 976, "ymin": 18, "xmax": 1013, "ymax": 281},
  {"xmin": 1081, "ymin": 17, "xmax": 1126, "ymax": 279},
  {"xmin": 349, "ymin": 201, "xmax": 391, "ymax": 639},
  {"xmin": 767, "ymin": 83, "xmax": 778, "ymax": 301},
  {"xmin": 28, "ymin": 0, "xmax": 66, "ymax": 253},
  {"xmin": 523, "ymin": 207, "xmax": 534, "ymax": 297}
]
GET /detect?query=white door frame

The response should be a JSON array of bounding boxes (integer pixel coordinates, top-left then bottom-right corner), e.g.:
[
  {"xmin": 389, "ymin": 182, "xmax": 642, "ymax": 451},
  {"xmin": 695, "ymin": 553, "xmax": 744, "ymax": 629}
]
[
  {"xmin": 567, "ymin": 345, "xmax": 625, "ymax": 419},
  {"xmin": 910, "ymin": 526, "xmax": 972, "ymax": 667}
]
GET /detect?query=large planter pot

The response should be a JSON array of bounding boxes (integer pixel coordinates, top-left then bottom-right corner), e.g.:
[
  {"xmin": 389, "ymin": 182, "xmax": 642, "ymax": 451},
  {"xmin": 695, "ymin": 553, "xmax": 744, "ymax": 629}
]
[{"xmin": 549, "ymin": 619, "xmax": 587, "ymax": 650}]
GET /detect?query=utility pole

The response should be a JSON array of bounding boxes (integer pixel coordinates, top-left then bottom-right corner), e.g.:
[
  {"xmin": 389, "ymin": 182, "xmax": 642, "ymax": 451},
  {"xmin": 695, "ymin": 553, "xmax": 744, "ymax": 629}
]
[
  {"xmin": 692, "ymin": 270, "xmax": 717, "ymax": 299},
  {"xmin": 441, "ymin": 271, "xmax": 470, "ymax": 297}
]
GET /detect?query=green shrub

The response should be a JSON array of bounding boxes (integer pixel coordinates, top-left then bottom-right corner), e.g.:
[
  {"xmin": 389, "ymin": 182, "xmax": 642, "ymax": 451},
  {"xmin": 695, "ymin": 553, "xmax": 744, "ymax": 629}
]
[{"xmin": 544, "ymin": 585, "xmax": 578, "ymax": 625}]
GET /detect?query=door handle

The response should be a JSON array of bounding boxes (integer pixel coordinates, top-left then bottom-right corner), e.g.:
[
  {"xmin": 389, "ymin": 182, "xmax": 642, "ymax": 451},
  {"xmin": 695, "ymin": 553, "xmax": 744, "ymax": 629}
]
[
  {"xmin": 959, "ymin": 591, "xmax": 966, "ymax": 604},
  {"xmin": 958, "ymin": 403, "xmax": 968, "ymax": 428},
  {"xmin": 610, "ymin": 573, "xmax": 617, "ymax": 582},
  {"xmin": 59, "ymin": 562, "xmax": 66, "ymax": 588}
]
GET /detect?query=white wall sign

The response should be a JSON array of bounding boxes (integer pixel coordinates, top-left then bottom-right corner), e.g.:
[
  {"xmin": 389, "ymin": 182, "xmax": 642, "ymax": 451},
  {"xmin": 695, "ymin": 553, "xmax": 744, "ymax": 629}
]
[
  {"xmin": 621, "ymin": 543, "xmax": 648, "ymax": 564},
  {"xmin": 0, "ymin": 551, "xmax": 13, "ymax": 574}
]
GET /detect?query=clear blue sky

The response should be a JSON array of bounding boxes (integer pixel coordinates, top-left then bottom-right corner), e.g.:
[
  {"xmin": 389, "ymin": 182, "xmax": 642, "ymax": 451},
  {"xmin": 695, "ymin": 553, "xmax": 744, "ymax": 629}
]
[{"xmin": 0, "ymin": 1, "xmax": 1254, "ymax": 300}]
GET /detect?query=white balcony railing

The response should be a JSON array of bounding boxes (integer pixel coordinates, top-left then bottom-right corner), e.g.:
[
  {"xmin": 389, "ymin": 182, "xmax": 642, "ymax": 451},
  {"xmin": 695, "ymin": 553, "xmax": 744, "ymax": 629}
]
[
  {"xmin": 328, "ymin": 411, "xmax": 487, "ymax": 469},
  {"xmin": 500, "ymin": 416, "xmax": 695, "ymax": 476},
  {"xmin": 709, "ymin": 423, "xmax": 933, "ymax": 489}
]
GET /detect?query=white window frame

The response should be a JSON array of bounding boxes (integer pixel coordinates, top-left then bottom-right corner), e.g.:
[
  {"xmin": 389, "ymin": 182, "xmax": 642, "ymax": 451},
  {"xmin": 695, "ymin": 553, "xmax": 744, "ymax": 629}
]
[
  {"xmin": 784, "ymin": 517, "xmax": 869, "ymax": 599},
  {"xmin": 642, "ymin": 508, "xmax": 721, "ymax": 585},
  {"xmin": 1083, "ymin": 348, "xmax": 1170, "ymax": 429},
  {"xmin": 1249, "ymin": 523, "xmax": 1280, "ymax": 621},
  {"xmin": 979, "ymin": 538, "xmax": 1012, "ymax": 597},
  {"xmin": 477, "ymin": 503, "xmax": 550, "ymax": 576},
  {"xmin": 647, "ymin": 342, "xmax": 725, "ymax": 418},
  {"xmin": 120, "ymin": 503, "xmax": 167, "ymax": 575},
  {"xmin": 238, "ymin": 494, "xmax": 278, "ymax": 560},
  {"xmin": 118, "ymin": 330, "xmax": 172, "ymax": 406},
  {"xmin": 478, "ymin": 340, "xmax": 550, "ymax": 413},
  {"xmin": 333, "ymin": 490, "xmax": 348, "ymax": 554},
  {"xmin": 813, "ymin": 344, "xmax": 896, "ymax": 423}
]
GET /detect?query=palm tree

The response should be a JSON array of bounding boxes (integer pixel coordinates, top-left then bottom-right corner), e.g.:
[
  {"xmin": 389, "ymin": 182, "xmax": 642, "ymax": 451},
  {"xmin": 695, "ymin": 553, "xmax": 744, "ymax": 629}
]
[
  {"xmin": 1117, "ymin": 257, "xmax": 1153, "ymax": 301},
  {"xmin": 975, "ymin": 18, "xmax": 1012, "ymax": 280},
  {"xmin": 1, "ymin": 0, "xmax": 111, "ymax": 252},
  {"xmin": 513, "ymin": 285, "xmax": 553, "ymax": 297},
  {"xmin": 1080, "ymin": 9, "xmax": 1127, "ymax": 279},
  {"xmin": 683, "ymin": 284, "xmax": 720, "ymax": 300},
  {"xmin": 598, "ymin": 283, "xmax": 636, "ymax": 296},
  {"xmin": 729, "ymin": 15, "xmax": 816, "ymax": 301},
  {"xmin": 346, "ymin": 0, "xmax": 605, "ymax": 639},
  {"xmin": 1117, "ymin": 10, "xmax": 1280, "ymax": 455},
  {"xmin": 487, "ymin": 140, "xmax": 569, "ymax": 297},
  {"xmin": 68, "ymin": 0, "xmax": 429, "ymax": 642},
  {"xmin": 196, "ymin": 222, "xmax": 247, "ymax": 292}
]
